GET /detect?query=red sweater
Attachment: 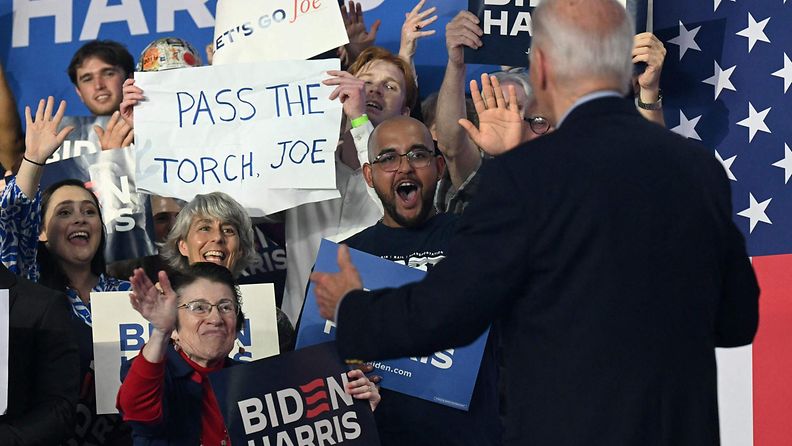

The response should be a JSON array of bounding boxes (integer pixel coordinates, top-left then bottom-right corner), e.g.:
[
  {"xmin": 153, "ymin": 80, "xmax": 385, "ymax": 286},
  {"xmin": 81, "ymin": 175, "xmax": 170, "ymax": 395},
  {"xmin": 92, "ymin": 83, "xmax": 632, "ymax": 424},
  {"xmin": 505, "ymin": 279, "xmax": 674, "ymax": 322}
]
[{"xmin": 117, "ymin": 348, "xmax": 230, "ymax": 445}]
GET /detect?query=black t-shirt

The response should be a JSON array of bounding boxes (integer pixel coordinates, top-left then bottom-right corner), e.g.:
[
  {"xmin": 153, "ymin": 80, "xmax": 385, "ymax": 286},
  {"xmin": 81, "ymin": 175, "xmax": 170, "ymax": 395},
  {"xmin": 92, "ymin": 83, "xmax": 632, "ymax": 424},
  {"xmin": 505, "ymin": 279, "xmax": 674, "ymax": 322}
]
[{"xmin": 343, "ymin": 213, "xmax": 502, "ymax": 446}]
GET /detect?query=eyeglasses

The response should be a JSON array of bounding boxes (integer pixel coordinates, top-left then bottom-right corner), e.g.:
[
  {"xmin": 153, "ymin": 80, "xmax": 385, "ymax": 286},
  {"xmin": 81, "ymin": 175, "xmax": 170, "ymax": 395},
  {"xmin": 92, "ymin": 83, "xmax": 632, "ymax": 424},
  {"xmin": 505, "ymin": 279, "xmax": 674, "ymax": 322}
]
[
  {"xmin": 525, "ymin": 116, "xmax": 550, "ymax": 135},
  {"xmin": 177, "ymin": 299, "xmax": 238, "ymax": 316},
  {"xmin": 370, "ymin": 148, "xmax": 434, "ymax": 172}
]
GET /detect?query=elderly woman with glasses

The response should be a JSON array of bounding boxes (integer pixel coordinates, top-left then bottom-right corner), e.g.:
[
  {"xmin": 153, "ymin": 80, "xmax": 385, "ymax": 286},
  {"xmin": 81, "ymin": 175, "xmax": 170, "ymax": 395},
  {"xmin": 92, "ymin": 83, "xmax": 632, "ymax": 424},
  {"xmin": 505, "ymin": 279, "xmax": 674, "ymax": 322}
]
[
  {"xmin": 157, "ymin": 191, "xmax": 296, "ymax": 351},
  {"xmin": 117, "ymin": 262, "xmax": 379, "ymax": 445}
]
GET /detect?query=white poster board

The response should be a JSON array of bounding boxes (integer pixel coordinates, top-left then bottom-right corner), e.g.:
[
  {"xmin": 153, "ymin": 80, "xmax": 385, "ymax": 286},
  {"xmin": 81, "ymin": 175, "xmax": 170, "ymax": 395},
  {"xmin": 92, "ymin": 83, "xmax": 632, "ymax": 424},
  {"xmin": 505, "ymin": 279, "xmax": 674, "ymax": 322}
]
[
  {"xmin": 0, "ymin": 290, "xmax": 8, "ymax": 415},
  {"xmin": 212, "ymin": 0, "xmax": 349, "ymax": 64},
  {"xmin": 134, "ymin": 58, "xmax": 344, "ymax": 216},
  {"xmin": 91, "ymin": 283, "xmax": 279, "ymax": 414}
]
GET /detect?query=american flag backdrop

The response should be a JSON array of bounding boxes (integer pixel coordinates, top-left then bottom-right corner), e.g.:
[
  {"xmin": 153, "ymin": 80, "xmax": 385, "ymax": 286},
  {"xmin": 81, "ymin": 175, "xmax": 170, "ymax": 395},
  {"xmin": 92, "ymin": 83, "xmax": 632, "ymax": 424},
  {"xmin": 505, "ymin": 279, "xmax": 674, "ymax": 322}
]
[{"xmin": 654, "ymin": 1, "xmax": 792, "ymax": 445}]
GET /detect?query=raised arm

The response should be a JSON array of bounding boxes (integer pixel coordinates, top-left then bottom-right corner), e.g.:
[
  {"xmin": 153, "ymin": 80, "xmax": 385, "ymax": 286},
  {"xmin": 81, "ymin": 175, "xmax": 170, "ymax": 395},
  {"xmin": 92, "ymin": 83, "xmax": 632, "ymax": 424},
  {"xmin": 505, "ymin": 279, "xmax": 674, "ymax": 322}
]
[
  {"xmin": 0, "ymin": 98, "xmax": 72, "ymax": 280},
  {"xmin": 17, "ymin": 97, "xmax": 74, "ymax": 200},
  {"xmin": 398, "ymin": 0, "xmax": 438, "ymax": 79},
  {"xmin": 341, "ymin": 1, "xmax": 381, "ymax": 66},
  {"xmin": 116, "ymin": 269, "xmax": 178, "ymax": 422},
  {"xmin": 435, "ymin": 11, "xmax": 483, "ymax": 187},
  {"xmin": 633, "ymin": 32, "xmax": 666, "ymax": 126},
  {"xmin": 128, "ymin": 269, "xmax": 178, "ymax": 363},
  {"xmin": 323, "ymin": 70, "xmax": 384, "ymax": 212}
]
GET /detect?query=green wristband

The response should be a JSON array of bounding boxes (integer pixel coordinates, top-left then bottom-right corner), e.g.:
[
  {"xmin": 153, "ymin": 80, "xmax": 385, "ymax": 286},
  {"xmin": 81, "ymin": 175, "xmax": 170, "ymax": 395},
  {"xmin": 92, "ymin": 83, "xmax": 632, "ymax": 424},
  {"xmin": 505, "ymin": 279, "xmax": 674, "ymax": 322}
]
[{"xmin": 350, "ymin": 114, "xmax": 370, "ymax": 128}]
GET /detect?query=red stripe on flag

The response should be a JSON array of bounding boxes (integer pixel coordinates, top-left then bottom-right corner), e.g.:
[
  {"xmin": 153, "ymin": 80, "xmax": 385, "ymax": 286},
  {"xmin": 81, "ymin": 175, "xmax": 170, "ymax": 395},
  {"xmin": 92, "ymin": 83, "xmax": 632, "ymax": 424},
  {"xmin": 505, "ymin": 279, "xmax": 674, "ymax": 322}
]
[{"xmin": 751, "ymin": 254, "xmax": 792, "ymax": 446}]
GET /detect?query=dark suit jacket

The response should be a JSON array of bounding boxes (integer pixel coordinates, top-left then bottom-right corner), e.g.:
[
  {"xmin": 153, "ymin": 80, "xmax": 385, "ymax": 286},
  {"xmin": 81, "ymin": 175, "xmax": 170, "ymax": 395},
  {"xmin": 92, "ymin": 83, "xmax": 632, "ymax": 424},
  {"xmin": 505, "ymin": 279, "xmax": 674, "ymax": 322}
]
[
  {"xmin": 0, "ymin": 265, "xmax": 79, "ymax": 445},
  {"xmin": 336, "ymin": 97, "xmax": 759, "ymax": 445}
]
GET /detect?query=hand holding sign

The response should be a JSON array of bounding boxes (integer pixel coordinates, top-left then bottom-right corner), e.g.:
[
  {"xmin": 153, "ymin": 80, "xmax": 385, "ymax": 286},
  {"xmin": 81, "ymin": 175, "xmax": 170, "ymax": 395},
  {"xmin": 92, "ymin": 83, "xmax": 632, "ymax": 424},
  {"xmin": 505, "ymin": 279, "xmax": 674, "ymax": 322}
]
[
  {"xmin": 446, "ymin": 10, "xmax": 483, "ymax": 66},
  {"xmin": 120, "ymin": 78, "xmax": 143, "ymax": 127},
  {"xmin": 346, "ymin": 368, "xmax": 381, "ymax": 411},
  {"xmin": 323, "ymin": 70, "xmax": 366, "ymax": 120},
  {"xmin": 632, "ymin": 32, "xmax": 666, "ymax": 96},
  {"xmin": 459, "ymin": 73, "xmax": 524, "ymax": 156},
  {"xmin": 310, "ymin": 244, "xmax": 363, "ymax": 320}
]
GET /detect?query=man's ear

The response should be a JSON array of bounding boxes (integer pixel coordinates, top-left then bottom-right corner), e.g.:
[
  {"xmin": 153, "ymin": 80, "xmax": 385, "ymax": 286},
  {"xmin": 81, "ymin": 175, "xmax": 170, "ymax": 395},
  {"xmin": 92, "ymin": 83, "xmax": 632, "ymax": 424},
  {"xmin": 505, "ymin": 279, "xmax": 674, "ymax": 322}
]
[
  {"xmin": 362, "ymin": 163, "xmax": 375, "ymax": 188},
  {"xmin": 434, "ymin": 154, "xmax": 446, "ymax": 180},
  {"xmin": 534, "ymin": 47, "xmax": 549, "ymax": 91},
  {"xmin": 401, "ymin": 106, "xmax": 411, "ymax": 117}
]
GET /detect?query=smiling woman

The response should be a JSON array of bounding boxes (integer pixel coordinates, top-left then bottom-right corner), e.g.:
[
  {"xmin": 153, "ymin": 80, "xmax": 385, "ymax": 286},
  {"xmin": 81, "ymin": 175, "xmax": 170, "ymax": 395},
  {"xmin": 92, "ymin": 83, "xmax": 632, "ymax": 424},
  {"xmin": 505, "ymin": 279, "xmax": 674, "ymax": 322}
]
[
  {"xmin": 118, "ymin": 262, "xmax": 380, "ymax": 445},
  {"xmin": 159, "ymin": 191, "xmax": 259, "ymax": 277},
  {"xmin": 157, "ymin": 192, "xmax": 300, "ymax": 353},
  {"xmin": 0, "ymin": 96, "xmax": 133, "ymax": 443}
]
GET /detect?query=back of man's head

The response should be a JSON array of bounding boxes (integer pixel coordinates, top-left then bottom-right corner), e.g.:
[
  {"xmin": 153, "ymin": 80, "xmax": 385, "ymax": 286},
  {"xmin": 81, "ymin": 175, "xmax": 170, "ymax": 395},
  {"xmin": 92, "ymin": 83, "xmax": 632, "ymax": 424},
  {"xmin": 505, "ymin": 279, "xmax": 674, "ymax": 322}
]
[
  {"xmin": 532, "ymin": 0, "xmax": 633, "ymax": 95},
  {"xmin": 67, "ymin": 40, "xmax": 134, "ymax": 85}
]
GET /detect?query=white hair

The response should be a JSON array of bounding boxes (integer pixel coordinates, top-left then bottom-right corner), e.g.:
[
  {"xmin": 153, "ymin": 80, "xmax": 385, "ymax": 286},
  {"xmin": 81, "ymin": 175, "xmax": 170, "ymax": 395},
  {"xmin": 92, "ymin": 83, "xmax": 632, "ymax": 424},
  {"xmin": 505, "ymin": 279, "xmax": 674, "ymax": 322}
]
[
  {"xmin": 490, "ymin": 71, "xmax": 532, "ymax": 98},
  {"xmin": 532, "ymin": 0, "xmax": 634, "ymax": 94}
]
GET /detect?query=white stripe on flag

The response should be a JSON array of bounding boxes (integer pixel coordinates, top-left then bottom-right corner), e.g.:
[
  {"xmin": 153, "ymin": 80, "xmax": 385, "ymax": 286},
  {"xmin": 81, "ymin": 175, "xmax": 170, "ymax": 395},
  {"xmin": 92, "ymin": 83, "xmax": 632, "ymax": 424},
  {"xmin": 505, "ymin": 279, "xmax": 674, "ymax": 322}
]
[{"xmin": 717, "ymin": 346, "xmax": 754, "ymax": 446}]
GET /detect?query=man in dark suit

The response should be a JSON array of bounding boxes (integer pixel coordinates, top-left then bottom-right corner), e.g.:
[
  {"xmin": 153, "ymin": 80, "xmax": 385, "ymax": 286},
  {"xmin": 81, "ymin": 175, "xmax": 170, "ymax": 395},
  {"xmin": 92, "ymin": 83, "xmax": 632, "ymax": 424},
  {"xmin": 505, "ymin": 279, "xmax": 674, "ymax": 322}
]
[
  {"xmin": 0, "ymin": 264, "xmax": 79, "ymax": 445},
  {"xmin": 310, "ymin": 0, "xmax": 759, "ymax": 444}
]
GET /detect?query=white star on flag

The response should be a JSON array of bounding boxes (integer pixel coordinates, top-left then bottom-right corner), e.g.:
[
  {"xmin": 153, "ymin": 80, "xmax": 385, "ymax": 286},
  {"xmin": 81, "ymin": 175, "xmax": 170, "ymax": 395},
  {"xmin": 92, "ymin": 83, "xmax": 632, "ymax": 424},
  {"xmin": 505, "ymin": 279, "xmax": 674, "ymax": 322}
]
[
  {"xmin": 771, "ymin": 53, "xmax": 792, "ymax": 94},
  {"xmin": 671, "ymin": 110, "xmax": 702, "ymax": 140},
  {"xmin": 735, "ymin": 13, "xmax": 771, "ymax": 53},
  {"xmin": 668, "ymin": 21, "xmax": 701, "ymax": 60},
  {"xmin": 736, "ymin": 102, "xmax": 771, "ymax": 143},
  {"xmin": 737, "ymin": 193, "xmax": 772, "ymax": 233},
  {"xmin": 713, "ymin": 0, "xmax": 736, "ymax": 12},
  {"xmin": 703, "ymin": 61, "xmax": 737, "ymax": 99},
  {"xmin": 772, "ymin": 144, "xmax": 792, "ymax": 184},
  {"xmin": 715, "ymin": 149, "xmax": 738, "ymax": 181}
]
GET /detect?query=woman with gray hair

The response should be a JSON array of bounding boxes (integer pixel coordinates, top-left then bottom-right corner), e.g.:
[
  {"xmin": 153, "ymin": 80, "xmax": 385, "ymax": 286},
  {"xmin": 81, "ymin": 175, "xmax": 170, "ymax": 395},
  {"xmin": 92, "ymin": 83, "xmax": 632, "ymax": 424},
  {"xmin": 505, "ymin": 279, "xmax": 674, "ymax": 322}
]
[
  {"xmin": 158, "ymin": 191, "xmax": 296, "ymax": 351},
  {"xmin": 159, "ymin": 191, "xmax": 259, "ymax": 277}
]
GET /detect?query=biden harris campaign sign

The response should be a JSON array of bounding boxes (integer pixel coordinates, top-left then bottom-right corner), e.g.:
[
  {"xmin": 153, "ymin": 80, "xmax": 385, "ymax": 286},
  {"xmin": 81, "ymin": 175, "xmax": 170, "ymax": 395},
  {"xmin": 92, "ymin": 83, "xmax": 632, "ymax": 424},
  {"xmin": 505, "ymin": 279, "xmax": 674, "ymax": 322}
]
[
  {"xmin": 210, "ymin": 341, "xmax": 380, "ymax": 446},
  {"xmin": 464, "ymin": 0, "xmax": 649, "ymax": 67},
  {"xmin": 297, "ymin": 239, "xmax": 490, "ymax": 410},
  {"xmin": 91, "ymin": 283, "xmax": 279, "ymax": 414}
]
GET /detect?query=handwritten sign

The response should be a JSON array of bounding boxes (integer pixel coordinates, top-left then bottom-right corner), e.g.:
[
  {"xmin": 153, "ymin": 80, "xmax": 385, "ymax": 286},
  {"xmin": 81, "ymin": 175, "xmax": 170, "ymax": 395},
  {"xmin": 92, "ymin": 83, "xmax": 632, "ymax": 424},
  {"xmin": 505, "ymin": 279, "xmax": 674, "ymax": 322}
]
[
  {"xmin": 91, "ymin": 283, "xmax": 280, "ymax": 414},
  {"xmin": 212, "ymin": 0, "xmax": 349, "ymax": 64},
  {"xmin": 134, "ymin": 58, "xmax": 344, "ymax": 216},
  {"xmin": 210, "ymin": 341, "xmax": 380, "ymax": 446},
  {"xmin": 297, "ymin": 240, "xmax": 490, "ymax": 410},
  {"xmin": 465, "ymin": 0, "xmax": 644, "ymax": 67}
]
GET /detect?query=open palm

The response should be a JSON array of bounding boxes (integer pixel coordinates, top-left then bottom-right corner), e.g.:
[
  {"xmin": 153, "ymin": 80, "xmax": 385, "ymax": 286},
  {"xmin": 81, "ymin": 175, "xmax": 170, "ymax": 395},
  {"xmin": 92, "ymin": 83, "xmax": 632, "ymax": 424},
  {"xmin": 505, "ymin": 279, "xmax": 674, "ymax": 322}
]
[{"xmin": 459, "ymin": 75, "xmax": 525, "ymax": 156}]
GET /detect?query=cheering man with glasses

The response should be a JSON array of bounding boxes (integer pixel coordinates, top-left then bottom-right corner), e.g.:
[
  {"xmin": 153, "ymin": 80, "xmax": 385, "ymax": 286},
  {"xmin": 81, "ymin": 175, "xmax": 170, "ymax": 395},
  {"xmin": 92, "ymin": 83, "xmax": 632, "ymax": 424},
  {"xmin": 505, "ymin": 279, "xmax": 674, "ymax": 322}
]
[{"xmin": 342, "ymin": 115, "xmax": 501, "ymax": 446}]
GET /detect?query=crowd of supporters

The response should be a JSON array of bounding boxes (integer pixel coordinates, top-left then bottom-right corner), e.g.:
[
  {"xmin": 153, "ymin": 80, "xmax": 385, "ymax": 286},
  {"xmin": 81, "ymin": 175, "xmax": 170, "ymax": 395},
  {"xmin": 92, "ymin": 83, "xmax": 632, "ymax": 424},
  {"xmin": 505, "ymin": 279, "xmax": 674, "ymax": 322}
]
[{"xmin": 0, "ymin": 1, "xmax": 669, "ymax": 444}]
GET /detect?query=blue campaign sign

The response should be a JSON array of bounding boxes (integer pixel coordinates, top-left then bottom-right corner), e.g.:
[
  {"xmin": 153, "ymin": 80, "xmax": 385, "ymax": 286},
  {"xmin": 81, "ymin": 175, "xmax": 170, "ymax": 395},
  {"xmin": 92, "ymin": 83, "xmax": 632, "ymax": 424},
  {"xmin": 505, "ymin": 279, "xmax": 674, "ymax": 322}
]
[
  {"xmin": 297, "ymin": 239, "xmax": 490, "ymax": 410},
  {"xmin": 210, "ymin": 341, "xmax": 380, "ymax": 446},
  {"xmin": 464, "ymin": 0, "xmax": 649, "ymax": 67}
]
